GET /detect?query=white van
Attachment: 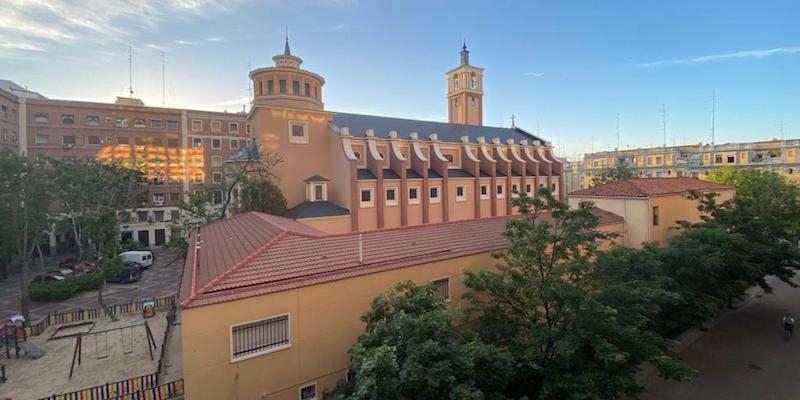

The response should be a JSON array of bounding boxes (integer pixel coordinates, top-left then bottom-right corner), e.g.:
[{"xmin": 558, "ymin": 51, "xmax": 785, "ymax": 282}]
[{"xmin": 119, "ymin": 250, "xmax": 154, "ymax": 268}]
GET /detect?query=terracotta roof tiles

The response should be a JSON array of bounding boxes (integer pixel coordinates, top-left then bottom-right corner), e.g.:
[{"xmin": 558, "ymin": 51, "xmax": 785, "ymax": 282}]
[{"xmin": 569, "ymin": 178, "xmax": 733, "ymax": 198}]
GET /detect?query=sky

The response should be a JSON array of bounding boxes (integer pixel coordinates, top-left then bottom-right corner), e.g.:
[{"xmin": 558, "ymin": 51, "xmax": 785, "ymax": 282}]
[{"xmin": 0, "ymin": 0, "xmax": 798, "ymax": 160}]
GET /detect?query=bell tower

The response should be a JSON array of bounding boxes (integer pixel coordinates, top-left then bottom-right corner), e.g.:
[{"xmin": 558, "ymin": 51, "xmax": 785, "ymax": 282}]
[{"xmin": 447, "ymin": 42, "xmax": 484, "ymax": 126}]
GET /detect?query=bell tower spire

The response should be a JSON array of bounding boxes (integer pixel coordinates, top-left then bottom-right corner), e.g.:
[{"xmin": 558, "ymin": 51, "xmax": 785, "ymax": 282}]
[
  {"xmin": 447, "ymin": 43, "xmax": 484, "ymax": 126},
  {"xmin": 284, "ymin": 27, "xmax": 291, "ymax": 56}
]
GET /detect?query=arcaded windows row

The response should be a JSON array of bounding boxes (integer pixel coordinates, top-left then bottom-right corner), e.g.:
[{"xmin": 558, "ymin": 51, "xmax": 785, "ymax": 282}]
[
  {"xmin": 258, "ymin": 78, "xmax": 319, "ymax": 100},
  {"xmin": 33, "ymin": 112, "xmax": 179, "ymax": 130},
  {"xmin": 190, "ymin": 119, "xmax": 242, "ymax": 134}
]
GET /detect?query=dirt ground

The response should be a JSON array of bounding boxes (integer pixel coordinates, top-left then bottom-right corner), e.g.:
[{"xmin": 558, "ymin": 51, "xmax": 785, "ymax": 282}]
[{"xmin": 0, "ymin": 312, "xmax": 167, "ymax": 400}]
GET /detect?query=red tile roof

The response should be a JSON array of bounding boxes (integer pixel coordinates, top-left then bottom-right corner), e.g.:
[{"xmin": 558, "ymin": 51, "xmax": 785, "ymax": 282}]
[
  {"xmin": 179, "ymin": 209, "xmax": 624, "ymax": 308},
  {"xmin": 569, "ymin": 178, "xmax": 733, "ymax": 198}
]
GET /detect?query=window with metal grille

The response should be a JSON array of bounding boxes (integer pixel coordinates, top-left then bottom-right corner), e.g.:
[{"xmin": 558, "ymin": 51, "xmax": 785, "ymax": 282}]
[
  {"xmin": 432, "ymin": 277, "xmax": 450, "ymax": 302},
  {"xmin": 299, "ymin": 383, "xmax": 317, "ymax": 400},
  {"xmin": 231, "ymin": 314, "xmax": 290, "ymax": 361}
]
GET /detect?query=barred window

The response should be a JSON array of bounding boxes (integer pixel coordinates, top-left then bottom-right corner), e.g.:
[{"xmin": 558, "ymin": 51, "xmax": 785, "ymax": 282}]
[
  {"xmin": 300, "ymin": 384, "xmax": 317, "ymax": 400},
  {"xmin": 432, "ymin": 277, "xmax": 450, "ymax": 302},
  {"xmin": 231, "ymin": 314, "xmax": 290, "ymax": 361}
]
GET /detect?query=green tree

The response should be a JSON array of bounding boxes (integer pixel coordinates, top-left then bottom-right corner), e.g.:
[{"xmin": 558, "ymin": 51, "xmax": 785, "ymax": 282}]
[
  {"xmin": 464, "ymin": 189, "xmax": 692, "ymax": 399},
  {"xmin": 326, "ymin": 282, "xmax": 512, "ymax": 400},
  {"xmin": 0, "ymin": 151, "xmax": 51, "ymax": 320},
  {"xmin": 234, "ymin": 177, "xmax": 288, "ymax": 216},
  {"xmin": 591, "ymin": 163, "xmax": 637, "ymax": 186},
  {"xmin": 82, "ymin": 206, "xmax": 124, "ymax": 319}
]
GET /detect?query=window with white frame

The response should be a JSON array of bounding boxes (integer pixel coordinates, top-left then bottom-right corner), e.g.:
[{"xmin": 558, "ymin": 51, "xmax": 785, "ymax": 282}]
[
  {"xmin": 193, "ymin": 155, "xmax": 204, "ymax": 165},
  {"xmin": 455, "ymin": 185, "xmax": 466, "ymax": 202},
  {"xmin": 212, "ymin": 155, "xmax": 223, "ymax": 167},
  {"xmin": 299, "ymin": 383, "xmax": 317, "ymax": 400},
  {"xmin": 212, "ymin": 190, "xmax": 223, "ymax": 205},
  {"xmin": 480, "ymin": 184, "xmax": 489, "ymax": 199},
  {"xmin": 229, "ymin": 138, "xmax": 239, "ymax": 150},
  {"xmin": 408, "ymin": 186, "xmax": 420, "ymax": 204},
  {"xmin": 525, "ymin": 183, "xmax": 532, "ymax": 195},
  {"xmin": 152, "ymin": 194, "xmax": 165, "ymax": 206},
  {"xmin": 289, "ymin": 121, "xmax": 309, "ymax": 144},
  {"xmin": 35, "ymin": 134, "xmax": 49, "ymax": 144},
  {"xmin": 229, "ymin": 122, "xmax": 240, "ymax": 133},
  {"xmin": 192, "ymin": 137, "xmax": 203, "ymax": 148},
  {"xmin": 191, "ymin": 119, "xmax": 202, "ymax": 132},
  {"xmin": 432, "ymin": 277, "xmax": 450, "ymax": 302},
  {"xmin": 212, "ymin": 172, "xmax": 223, "ymax": 184},
  {"xmin": 210, "ymin": 120, "xmax": 222, "ymax": 132},
  {"xmin": 313, "ymin": 184, "xmax": 325, "ymax": 201},
  {"xmin": 115, "ymin": 117, "xmax": 129, "ymax": 128},
  {"xmin": 230, "ymin": 314, "xmax": 290, "ymax": 361},
  {"xmin": 429, "ymin": 186, "xmax": 440, "ymax": 203},
  {"xmin": 246, "ymin": 123, "xmax": 252, "ymax": 134},
  {"xmin": 193, "ymin": 173, "xmax": 204, "ymax": 184},
  {"xmin": 211, "ymin": 138, "xmax": 222, "ymax": 149},
  {"xmin": 360, "ymin": 188, "xmax": 374, "ymax": 208},
  {"xmin": 496, "ymin": 184, "xmax": 505, "ymax": 198},
  {"xmin": 385, "ymin": 187, "xmax": 398, "ymax": 206},
  {"xmin": 511, "ymin": 183, "xmax": 519, "ymax": 197}
]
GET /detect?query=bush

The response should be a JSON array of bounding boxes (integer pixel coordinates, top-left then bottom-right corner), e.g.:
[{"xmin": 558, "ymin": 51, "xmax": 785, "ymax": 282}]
[
  {"xmin": 119, "ymin": 239, "xmax": 146, "ymax": 252},
  {"xmin": 29, "ymin": 280, "xmax": 77, "ymax": 302},
  {"xmin": 74, "ymin": 273, "xmax": 104, "ymax": 291}
]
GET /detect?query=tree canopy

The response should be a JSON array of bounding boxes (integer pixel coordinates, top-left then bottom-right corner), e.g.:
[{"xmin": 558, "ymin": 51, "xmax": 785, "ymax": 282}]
[{"xmin": 591, "ymin": 163, "xmax": 637, "ymax": 186}]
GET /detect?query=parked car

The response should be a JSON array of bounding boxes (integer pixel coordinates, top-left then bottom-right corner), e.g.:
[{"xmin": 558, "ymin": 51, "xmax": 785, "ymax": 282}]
[
  {"xmin": 71, "ymin": 262, "xmax": 97, "ymax": 274},
  {"xmin": 118, "ymin": 251, "xmax": 154, "ymax": 268},
  {"xmin": 58, "ymin": 258, "xmax": 79, "ymax": 269},
  {"xmin": 106, "ymin": 261, "xmax": 144, "ymax": 283},
  {"xmin": 29, "ymin": 272, "xmax": 66, "ymax": 286}
]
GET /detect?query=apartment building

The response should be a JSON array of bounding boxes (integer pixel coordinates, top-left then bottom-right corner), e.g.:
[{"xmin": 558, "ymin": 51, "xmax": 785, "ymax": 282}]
[
  {"xmin": 250, "ymin": 40, "xmax": 564, "ymax": 233},
  {"xmin": 0, "ymin": 83, "xmax": 250, "ymax": 248},
  {"xmin": 575, "ymin": 140, "xmax": 800, "ymax": 189},
  {"xmin": 179, "ymin": 209, "xmax": 624, "ymax": 400}
]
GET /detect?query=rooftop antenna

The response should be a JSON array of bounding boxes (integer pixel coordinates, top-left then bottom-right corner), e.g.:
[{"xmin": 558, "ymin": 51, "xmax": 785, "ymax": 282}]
[
  {"xmin": 128, "ymin": 45, "xmax": 134, "ymax": 97},
  {"xmin": 615, "ymin": 113, "xmax": 620, "ymax": 150},
  {"xmin": 510, "ymin": 114, "xmax": 516, "ymax": 129},
  {"xmin": 591, "ymin": 136, "xmax": 594, "ymax": 153},
  {"xmin": 780, "ymin": 120, "xmax": 785, "ymax": 140},
  {"xmin": 161, "ymin": 50, "xmax": 165, "ymax": 106},
  {"xmin": 661, "ymin": 104, "xmax": 666, "ymax": 147},
  {"xmin": 711, "ymin": 90, "xmax": 716, "ymax": 145}
]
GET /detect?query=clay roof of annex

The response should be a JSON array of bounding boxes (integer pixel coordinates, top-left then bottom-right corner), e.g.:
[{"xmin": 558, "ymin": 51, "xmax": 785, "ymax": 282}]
[
  {"xmin": 178, "ymin": 209, "xmax": 623, "ymax": 308},
  {"xmin": 569, "ymin": 178, "xmax": 733, "ymax": 198}
]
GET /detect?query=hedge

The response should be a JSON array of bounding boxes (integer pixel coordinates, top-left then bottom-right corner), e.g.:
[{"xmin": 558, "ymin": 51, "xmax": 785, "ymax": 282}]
[{"xmin": 30, "ymin": 273, "xmax": 104, "ymax": 302}]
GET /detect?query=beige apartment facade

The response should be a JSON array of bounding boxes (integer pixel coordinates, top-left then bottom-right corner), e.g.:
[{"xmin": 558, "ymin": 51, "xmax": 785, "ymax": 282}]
[
  {"xmin": 576, "ymin": 140, "xmax": 800, "ymax": 190},
  {"xmin": 569, "ymin": 178, "xmax": 734, "ymax": 247},
  {"xmin": 179, "ymin": 210, "xmax": 624, "ymax": 400}
]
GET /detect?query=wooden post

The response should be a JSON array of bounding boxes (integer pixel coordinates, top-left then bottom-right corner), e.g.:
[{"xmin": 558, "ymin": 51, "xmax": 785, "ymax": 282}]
[
  {"xmin": 69, "ymin": 333, "xmax": 82, "ymax": 380},
  {"xmin": 144, "ymin": 321, "xmax": 157, "ymax": 361}
]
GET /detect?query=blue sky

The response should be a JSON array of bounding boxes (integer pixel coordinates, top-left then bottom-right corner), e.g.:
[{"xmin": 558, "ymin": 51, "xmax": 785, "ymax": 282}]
[{"xmin": 0, "ymin": 0, "xmax": 797, "ymax": 159}]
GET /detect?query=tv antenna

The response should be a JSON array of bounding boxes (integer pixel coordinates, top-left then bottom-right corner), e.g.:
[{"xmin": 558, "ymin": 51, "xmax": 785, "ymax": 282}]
[
  {"xmin": 128, "ymin": 45, "xmax": 134, "ymax": 97},
  {"xmin": 711, "ymin": 91, "xmax": 716, "ymax": 145},
  {"xmin": 510, "ymin": 114, "xmax": 516, "ymax": 129},
  {"xmin": 661, "ymin": 104, "xmax": 667, "ymax": 147},
  {"xmin": 615, "ymin": 113, "xmax": 620, "ymax": 150}
]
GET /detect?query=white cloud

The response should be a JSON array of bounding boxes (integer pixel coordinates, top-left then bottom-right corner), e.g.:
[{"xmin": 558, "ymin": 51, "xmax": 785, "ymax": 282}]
[
  {"xmin": 0, "ymin": 42, "xmax": 45, "ymax": 51},
  {"xmin": 636, "ymin": 46, "xmax": 800, "ymax": 67},
  {"xmin": 205, "ymin": 37, "xmax": 227, "ymax": 42},
  {"xmin": 144, "ymin": 43, "xmax": 168, "ymax": 51},
  {"xmin": 523, "ymin": 72, "xmax": 545, "ymax": 77},
  {"xmin": 173, "ymin": 39, "xmax": 200, "ymax": 45}
]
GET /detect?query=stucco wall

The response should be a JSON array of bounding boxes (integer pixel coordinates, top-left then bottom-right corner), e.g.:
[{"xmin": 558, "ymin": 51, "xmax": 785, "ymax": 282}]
[
  {"xmin": 569, "ymin": 196, "xmax": 648, "ymax": 247},
  {"xmin": 297, "ymin": 215, "xmax": 351, "ymax": 234},
  {"xmin": 648, "ymin": 189, "xmax": 735, "ymax": 245}
]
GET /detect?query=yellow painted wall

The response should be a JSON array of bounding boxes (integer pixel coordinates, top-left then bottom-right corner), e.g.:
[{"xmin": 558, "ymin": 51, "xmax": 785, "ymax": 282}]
[
  {"xmin": 647, "ymin": 189, "xmax": 735, "ymax": 245},
  {"xmin": 569, "ymin": 196, "xmax": 648, "ymax": 247},
  {"xmin": 298, "ymin": 215, "xmax": 352, "ymax": 234}
]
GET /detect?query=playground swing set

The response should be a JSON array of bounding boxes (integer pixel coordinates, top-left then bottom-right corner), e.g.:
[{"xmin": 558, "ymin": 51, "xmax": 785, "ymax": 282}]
[{"xmin": 68, "ymin": 321, "xmax": 157, "ymax": 380}]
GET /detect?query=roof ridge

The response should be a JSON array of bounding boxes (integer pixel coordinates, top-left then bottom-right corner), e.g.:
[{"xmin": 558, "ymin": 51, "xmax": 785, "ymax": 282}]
[
  {"xmin": 331, "ymin": 111, "xmax": 530, "ymax": 133},
  {"xmin": 252, "ymin": 212, "xmax": 325, "ymax": 238}
]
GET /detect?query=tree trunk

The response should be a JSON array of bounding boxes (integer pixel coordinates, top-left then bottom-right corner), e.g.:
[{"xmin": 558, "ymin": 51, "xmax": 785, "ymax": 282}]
[
  {"xmin": 19, "ymin": 205, "xmax": 31, "ymax": 322},
  {"xmin": 70, "ymin": 215, "xmax": 83, "ymax": 260},
  {"xmin": 36, "ymin": 240, "xmax": 45, "ymax": 284},
  {"xmin": 97, "ymin": 280, "xmax": 118, "ymax": 322}
]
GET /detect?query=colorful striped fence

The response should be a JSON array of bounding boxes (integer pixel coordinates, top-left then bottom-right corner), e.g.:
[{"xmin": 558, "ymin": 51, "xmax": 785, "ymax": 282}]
[
  {"xmin": 116, "ymin": 380, "xmax": 184, "ymax": 400},
  {"xmin": 38, "ymin": 377, "xmax": 184, "ymax": 400},
  {"xmin": 25, "ymin": 296, "xmax": 176, "ymax": 337}
]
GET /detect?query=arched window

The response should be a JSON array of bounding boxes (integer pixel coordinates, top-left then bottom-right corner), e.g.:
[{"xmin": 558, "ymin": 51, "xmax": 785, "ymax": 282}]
[
  {"xmin": 471, "ymin": 73, "xmax": 477, "ymax": 89},
  {"xmin": 453, "ymin": 77, "xmax": 459, "ymax": 91}
]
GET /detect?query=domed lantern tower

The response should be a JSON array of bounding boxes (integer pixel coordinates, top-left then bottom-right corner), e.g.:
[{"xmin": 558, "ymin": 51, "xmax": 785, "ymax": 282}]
[{"xmin": 249, "ymin": 35, "xmax": 326, "ymax": 111}]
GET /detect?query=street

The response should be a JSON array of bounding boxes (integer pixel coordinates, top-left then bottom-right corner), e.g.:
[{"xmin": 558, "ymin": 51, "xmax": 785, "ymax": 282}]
[
  {"xmin": 642, "ymin": 275, "xmax": 800, "ymax": 400},
  {"xmin": 0, "ymin": 248, "xmax": 184, "ymax": 322}
]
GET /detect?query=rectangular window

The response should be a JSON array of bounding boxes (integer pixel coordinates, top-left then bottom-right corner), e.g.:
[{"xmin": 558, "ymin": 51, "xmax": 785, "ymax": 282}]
[
  {"xmin": 151, "ymin": 119, "xmax": 162, "ymax": 129},
  {"xmin": 229, "ymin": 138, "xmax": 239, "ymax": 150},
  {"xmin": 212, "ymin": 191, "xmax": 223, "ymax": 205},
  {"xmin": 212, "ymin": 172, "xmax": 223, "ymax": 184},
  {"xmin": 116, "ymin": 118, "xmax": 129, "ymax": 128},
  {"xmin": 86, "ymin": 115, "xmax": 100, "ymax": 126},
  {"xmin": 191, "ymin": 119, "xmax": 202, "ymax": 132},
  {"xmin": 267, "ymin": 80, "xmax": 274, "ymax": 94},
  {"xmin": 169, "ymin": 193, "xmax": 180, "ymax": 202},
  {"xmin": 153, "ymin": 194, "xmax": 165, "ymax": 206},
  {"xmin": 212, "ymin": 138, "xmax": 222, "ymax": 149},
  {"xmin": 385, "ymin": 187, "xmax": 398, "ymax": 206},
  {"xmin": 314, "ymin": 184, "xmax": 324, "ymax": 201},
  {"xmin": 34, "ymin": 112, "xmax": 48, "ymax": 123},
  {"xmin": 714, "ymin": 155, "xmax": 722, "ymax": 163},
  {"xmin": 443, "ymin": 154, "xmax": 454, "ymax": 163},
  {"xmin": 193, "ymin": 173, "xmax": 204, "ymax": 184},
  {"xmin": 292, "ymin": 80, "xmax": 300, "ymax": 95},
  {"xmin": 61, "ymin": 113, "xmax": 74, "ymax": 124},
  {"xmin": 62, "ymin": 135, "xmax": 76, "ymax": 145},
  {"xmin": 289, "ymin": 121, "xmax": 309, "ymax": 144},
  {"xmin": 480, "ymin": 184, "xmax": 489, "ymax": 199},
  {"xmin": 166, "ymin": 120, "xmax": 178, "ymax": 129},
  {"xmin": 455, "ymin": 185, "xmax": 466, "ymax": 201},
  {"xmin": 212, "ymin": 155, "xmax": 223, "ymax": 167},
  {"xmin": 304, "ymin": 83, "xmax": 310, "ymax": 97},
  {"xmin": 432, "ymin": 277, "xmax": 450, "ymax": 302},
  {"xmin": 87, "ymin": 136, "xmax": 101, "ymax": 145},
  {"xmin": 525, "ymin": 183, "xmax": 532, "ymax": 195},
  {"xmin": 279, "ymin": 80, "xmax": 287, "ymax": 94},
  {"xmin": 170, "ymin": 209, "xmax": 180, "ymax": 220},
  {"xmin": 133, "ymin": 118, "xmax": 146, "ymax": 128},
  {"xmin": 211, "ymin": 120, "xmax": 222, "ymax": 133},
  {"xmin": 727, "ymin": 155, "xmax": 735, "ymax": 163},
  {"xmin": 229, "ymin": 122, "xmax": 239, "ymax": 133},
  {"xmin": 511, "ymin": 183, "xmax": 519, "ymax": 196},
  {"xmin": 655, "ymin": 156, "xmax": 662, "ymax": 164},
  {"xmin": 408, "ymin": 186, "xmax": 420, "ymax": 204},
  {"xmin": 300, "ymin": 384, "xmax": 317, "ymax": 400},
  {"xmin": 360, "ymin": 189, "xmax": 374, "ymax": 208},
  {"xmin": 246, "ymin": 124, "xmax": 252, "ymax": 134},
  {"xmin": 231, "ymin": 314, "xmax": 290, "ymax": 361},
  {"xmin": 117, "ymin": 136, "xmax": 129, "ymax": 144},
  {"xmin": 193, "ymin": 137, "xmax": 203, "ymax": 148},
  {"xmin": 652, "ymin": 206, "xmax": 660, "ymax": 226},
  {"xmin": 430, "ymin": 186, "xmax": 440, "ymax": 203},
  {"xmin": 35, "ymin": 134, "xmax": 49, "ymax": 144},
  {"xmin": 496, "ymin": 184, "xmax": 505, "ymax": 198},
  {"xmin": 193, "ymin": 155, "xmax": 204, "ymax": 165}
]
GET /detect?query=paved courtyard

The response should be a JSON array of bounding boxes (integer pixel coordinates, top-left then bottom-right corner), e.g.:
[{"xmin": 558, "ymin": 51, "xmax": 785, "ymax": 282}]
[
  {"xmin": 0, "ymin": 248, "xmax": 184, "ymax": 322},
  {"xmin": 642, "ymin": 275, "xmax": 800, "ymax": 400}
]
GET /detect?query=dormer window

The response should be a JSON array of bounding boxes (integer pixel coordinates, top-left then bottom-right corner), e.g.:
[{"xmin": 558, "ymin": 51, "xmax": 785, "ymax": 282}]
[{"xmin": 304, "ymin": 175, "xmax": 329, "ymax": 202}]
